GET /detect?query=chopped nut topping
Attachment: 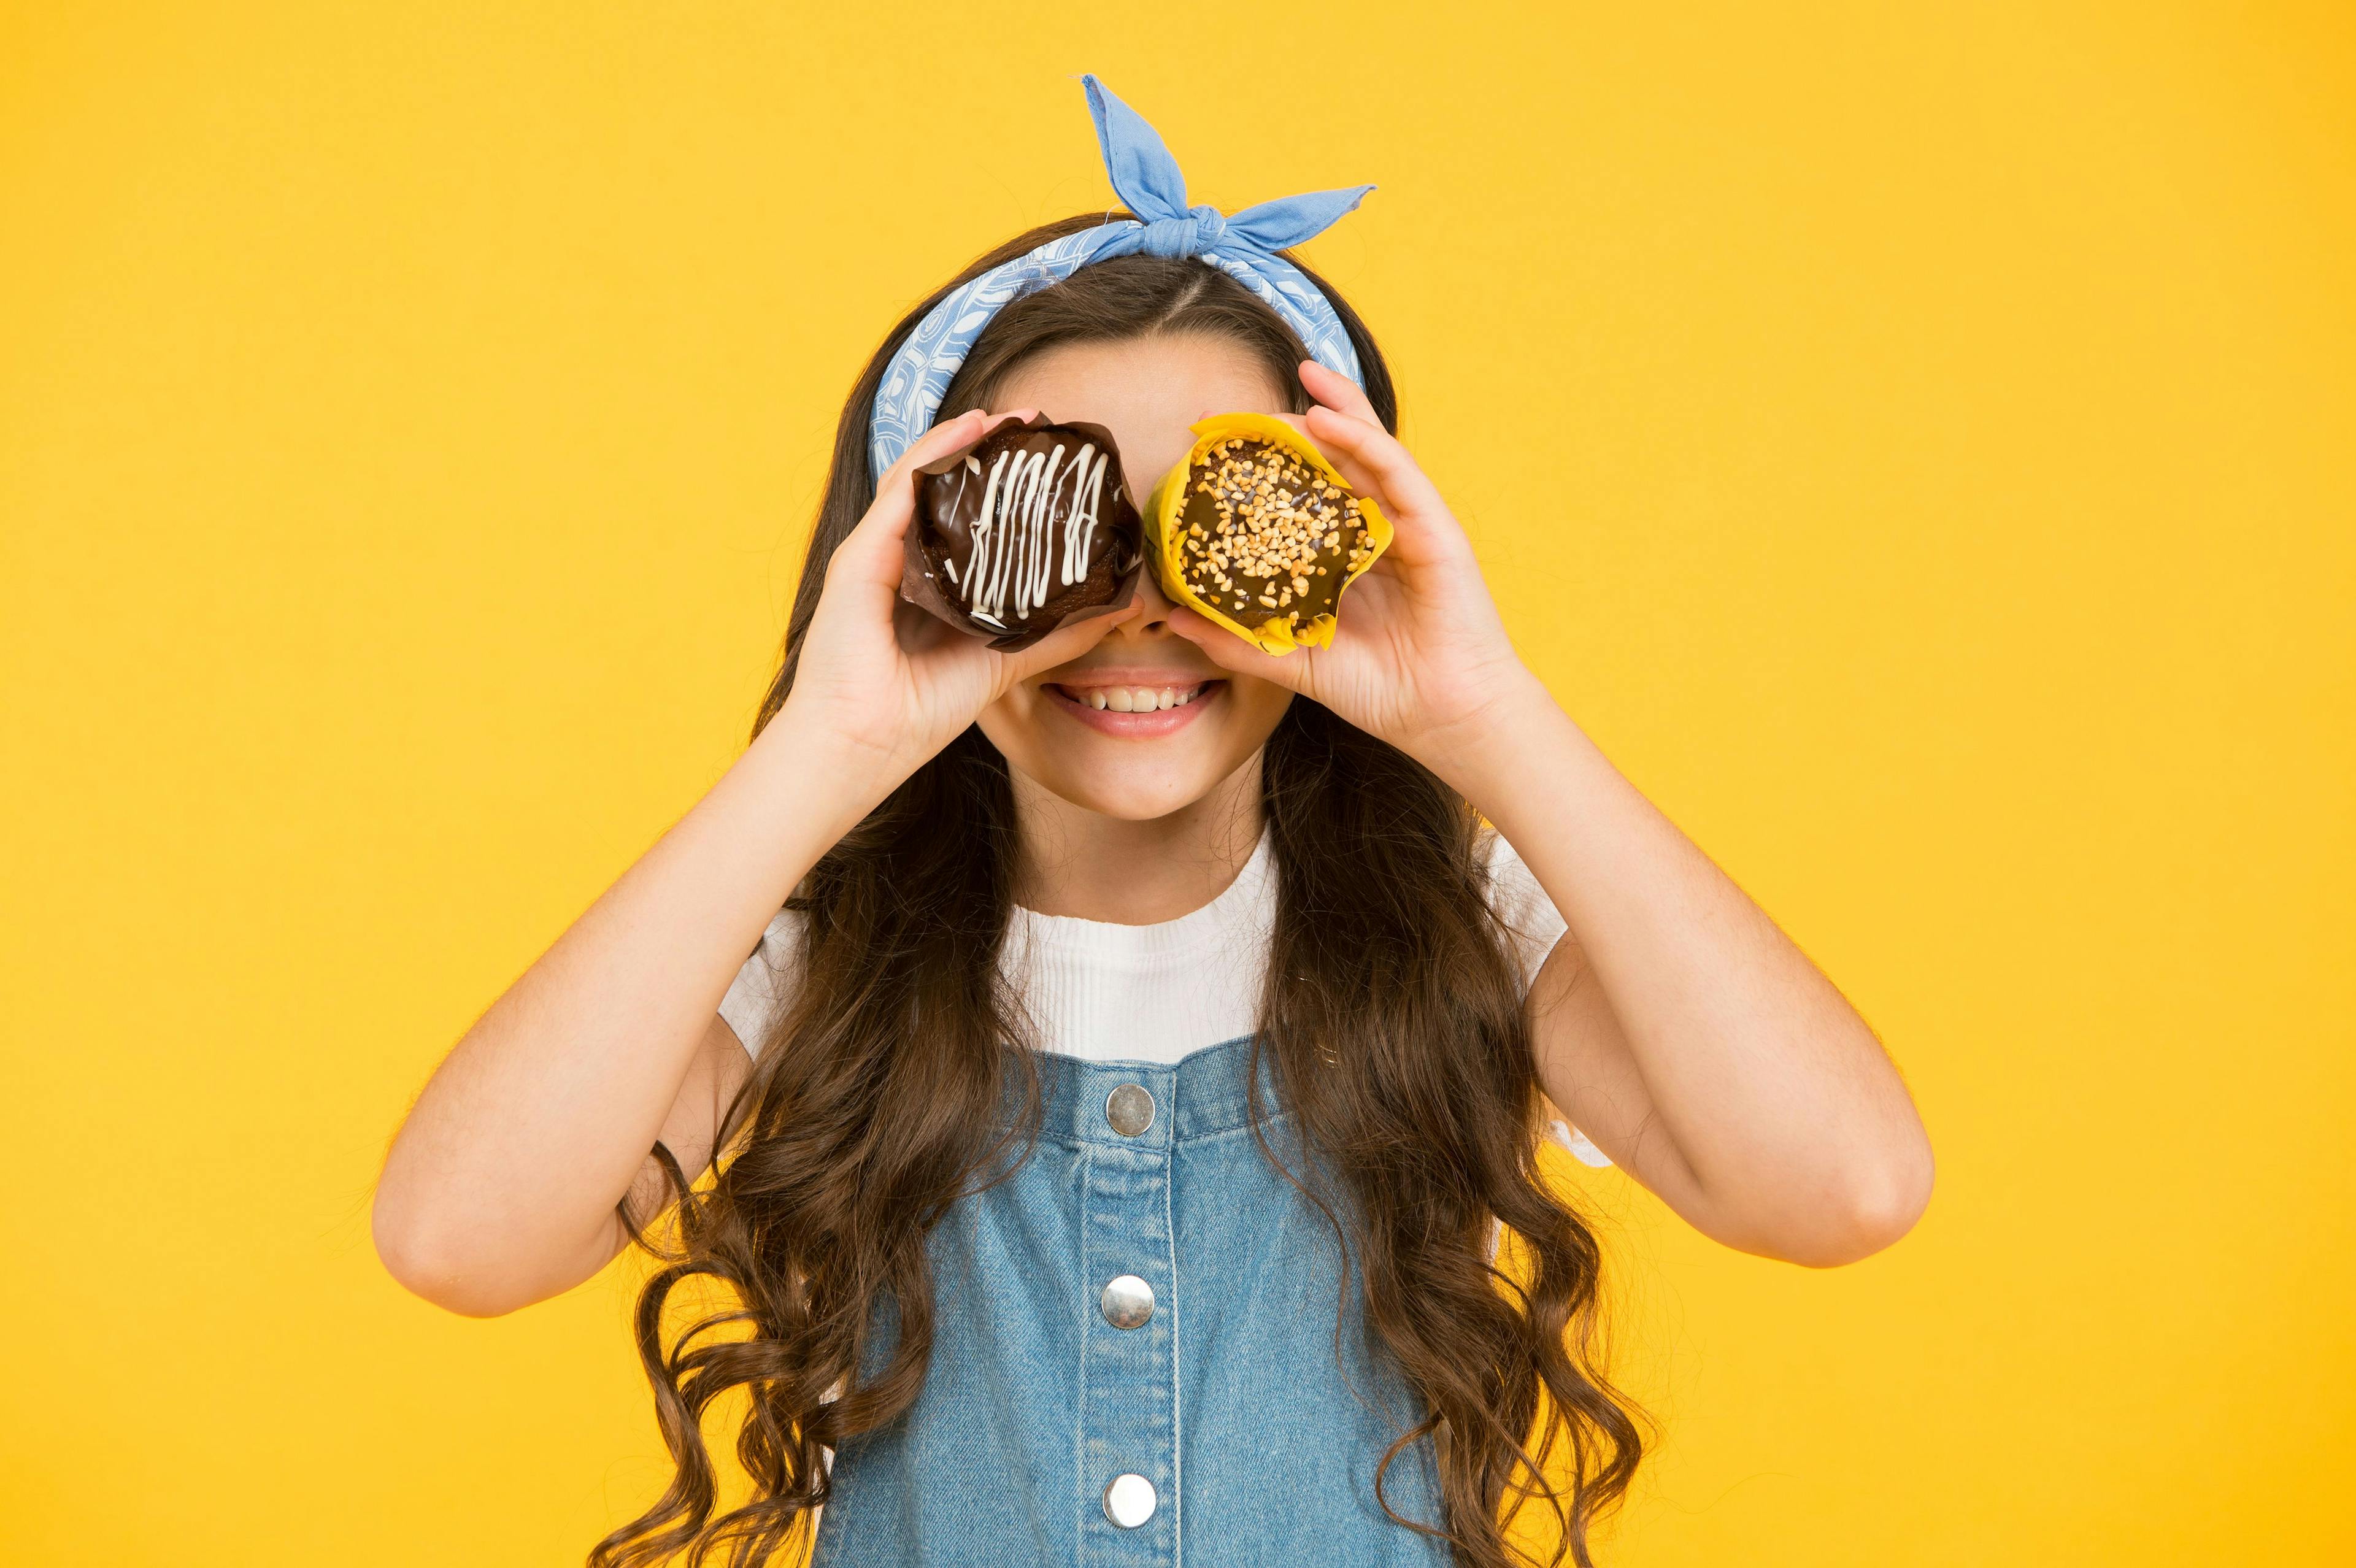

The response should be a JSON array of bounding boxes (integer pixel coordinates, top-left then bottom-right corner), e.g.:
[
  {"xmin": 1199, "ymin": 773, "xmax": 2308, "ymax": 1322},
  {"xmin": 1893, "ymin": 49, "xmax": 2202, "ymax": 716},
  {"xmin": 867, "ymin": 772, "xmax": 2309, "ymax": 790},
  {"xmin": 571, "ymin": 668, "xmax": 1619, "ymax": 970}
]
[{"xmin": 1180, "ymin": 437, "xmax": 1370, "ymax": 628}]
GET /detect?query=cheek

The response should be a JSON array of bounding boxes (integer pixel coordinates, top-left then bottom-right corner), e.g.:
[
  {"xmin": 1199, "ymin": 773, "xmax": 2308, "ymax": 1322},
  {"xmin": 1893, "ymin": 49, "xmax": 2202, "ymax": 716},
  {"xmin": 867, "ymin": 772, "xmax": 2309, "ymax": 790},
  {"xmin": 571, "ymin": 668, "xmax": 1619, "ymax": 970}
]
[
  {"xmin": 972, "ymin": 686, "xmax": 1039, "ymax": 760},
  {"xmin": 1218, "ymin": 675, "xmax": 1295, "ymax": 739}
]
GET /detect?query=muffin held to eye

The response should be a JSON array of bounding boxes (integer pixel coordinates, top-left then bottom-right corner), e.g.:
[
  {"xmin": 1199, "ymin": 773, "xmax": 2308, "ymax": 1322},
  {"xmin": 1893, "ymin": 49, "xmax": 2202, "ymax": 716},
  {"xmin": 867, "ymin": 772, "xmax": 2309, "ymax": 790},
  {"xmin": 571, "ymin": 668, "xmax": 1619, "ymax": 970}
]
[
  {"xmin": 1144, "ymin": 413, "xmax": 1392, "ymax": 655},
  {"xmin": 899, "ymin": 413, "xmax": 1145, "ymax": 651}
]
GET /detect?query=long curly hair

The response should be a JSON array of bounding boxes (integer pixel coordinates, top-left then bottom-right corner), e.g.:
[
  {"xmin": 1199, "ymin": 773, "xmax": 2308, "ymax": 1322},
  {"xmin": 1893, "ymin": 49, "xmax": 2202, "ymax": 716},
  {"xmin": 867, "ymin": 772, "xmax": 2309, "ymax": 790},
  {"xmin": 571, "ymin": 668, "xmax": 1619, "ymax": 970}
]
[{"xmin": 593, "ymin": 215, "xmax": 1652, "ymax": 1568}]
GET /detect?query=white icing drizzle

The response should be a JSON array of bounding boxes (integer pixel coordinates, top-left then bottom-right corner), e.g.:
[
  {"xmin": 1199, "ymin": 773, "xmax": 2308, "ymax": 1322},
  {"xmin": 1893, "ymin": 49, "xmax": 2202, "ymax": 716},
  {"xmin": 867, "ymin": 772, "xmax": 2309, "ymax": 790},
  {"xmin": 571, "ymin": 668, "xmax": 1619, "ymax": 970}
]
[
  {"xmin": 949, "ymin": 437, "xmax": 1111, "ymax": 626},
  {"xmin": 1063, "ymin": 448, "xmax": 1109, "ymax": 586},
  {"xmin": 964, "ymin": 450, "xmax": 1009, "ymax": 612}
]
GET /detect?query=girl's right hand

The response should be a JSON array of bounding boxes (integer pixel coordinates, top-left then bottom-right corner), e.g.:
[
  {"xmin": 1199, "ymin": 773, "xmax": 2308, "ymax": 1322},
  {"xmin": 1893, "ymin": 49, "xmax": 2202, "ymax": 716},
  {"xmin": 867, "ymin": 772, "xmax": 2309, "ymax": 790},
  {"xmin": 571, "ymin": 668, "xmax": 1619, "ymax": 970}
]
[{"xmin": 778, "ymin": 407, "xmax": 1132, "ymax": 793}]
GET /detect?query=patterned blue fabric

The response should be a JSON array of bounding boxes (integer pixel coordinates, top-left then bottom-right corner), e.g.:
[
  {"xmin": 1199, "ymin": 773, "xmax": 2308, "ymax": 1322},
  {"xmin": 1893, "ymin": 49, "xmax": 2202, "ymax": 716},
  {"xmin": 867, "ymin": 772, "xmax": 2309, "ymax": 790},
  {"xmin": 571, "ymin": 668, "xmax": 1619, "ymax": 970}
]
[{"xmin": 867, "ymin": 75, "xmax": 1377, "ymax": 480}]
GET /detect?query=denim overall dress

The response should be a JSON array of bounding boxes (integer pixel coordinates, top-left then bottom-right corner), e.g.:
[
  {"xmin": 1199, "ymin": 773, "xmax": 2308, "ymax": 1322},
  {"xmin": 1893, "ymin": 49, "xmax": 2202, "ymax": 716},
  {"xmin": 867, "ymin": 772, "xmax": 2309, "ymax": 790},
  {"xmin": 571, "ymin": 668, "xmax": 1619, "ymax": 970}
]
[{"xmin": 805, "ymin": 1031, "xmax": 1454, "ymax": 1566}]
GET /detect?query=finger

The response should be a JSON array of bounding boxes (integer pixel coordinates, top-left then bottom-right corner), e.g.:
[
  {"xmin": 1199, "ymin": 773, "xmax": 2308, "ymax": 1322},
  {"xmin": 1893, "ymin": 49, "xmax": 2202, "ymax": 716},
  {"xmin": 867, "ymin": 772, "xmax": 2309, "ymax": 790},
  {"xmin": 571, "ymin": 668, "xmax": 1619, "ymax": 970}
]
[
  {"xmin": 996, "ymin": 598, "xmax": 1134, "ymax": 683},
  {"xmin": 1266, "ymin": 411, "xmax": 1388, "ymax": 505},
  {"xmin": 1161, "ymin": 602, "xmax": 1314, "ymax": 695},
  {"xmin": 1301, "ymin": 401, "xmax": 1454, "ymax": 531},
  {"xmin": 831, "ymin": 409, "xmax": 1004, "ymax": 588},
  {"xmin": 1296, "ymin": 358, "xmax": 1384, "ymax": 427},
  {"xmin": 889, "ymin": 409, "xmax": 1007, "ymax": 499},
  {"xmin": 1266, "ymin": 413, "xmax": 1416, "ymax": 564},
  {"xmin": 862, "ymin": 405, "xmax": 1041, "ymax": 544}
]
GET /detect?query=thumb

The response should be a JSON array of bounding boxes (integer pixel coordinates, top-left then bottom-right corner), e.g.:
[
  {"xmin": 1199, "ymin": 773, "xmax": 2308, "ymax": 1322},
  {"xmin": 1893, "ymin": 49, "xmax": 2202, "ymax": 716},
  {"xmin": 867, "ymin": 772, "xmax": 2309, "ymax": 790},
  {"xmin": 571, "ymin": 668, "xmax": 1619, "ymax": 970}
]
[
  {"xmin": 1164, "ymin": 603, "xmax": 1312, "ymax": 694},
  {"xmin": 995, "ymin": 599, "xmax": 1134, "ymax": 685},
  {"xmin": 838, "ymin": 408, "xmax": 1040, "ymax": 587}
]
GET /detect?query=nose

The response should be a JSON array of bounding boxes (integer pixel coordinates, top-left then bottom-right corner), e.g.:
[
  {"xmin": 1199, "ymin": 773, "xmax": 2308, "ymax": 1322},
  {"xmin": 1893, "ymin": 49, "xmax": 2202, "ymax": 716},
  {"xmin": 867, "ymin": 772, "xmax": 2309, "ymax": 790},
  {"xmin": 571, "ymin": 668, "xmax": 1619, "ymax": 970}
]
[{"xmin": 1127, "ymin": 563, "xmax": 1180, "ymax": 631}]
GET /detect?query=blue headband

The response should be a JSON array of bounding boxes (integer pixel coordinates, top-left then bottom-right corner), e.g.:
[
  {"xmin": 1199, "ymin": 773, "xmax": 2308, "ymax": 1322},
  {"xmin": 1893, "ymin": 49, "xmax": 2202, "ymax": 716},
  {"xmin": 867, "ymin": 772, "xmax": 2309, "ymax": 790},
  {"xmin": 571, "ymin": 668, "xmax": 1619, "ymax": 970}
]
[{"xmin": 867, "ymin": 74, "xmax": 1376, "ymax": 479}]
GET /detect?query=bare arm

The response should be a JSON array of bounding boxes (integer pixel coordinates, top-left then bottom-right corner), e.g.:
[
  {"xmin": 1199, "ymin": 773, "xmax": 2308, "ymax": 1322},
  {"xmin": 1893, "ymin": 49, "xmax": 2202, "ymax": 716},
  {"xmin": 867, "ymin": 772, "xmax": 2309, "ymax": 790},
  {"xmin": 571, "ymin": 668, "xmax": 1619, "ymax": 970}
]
[
  {"xmin": 371, "ymin": 715, "xmax": 870, "ymax": 1318},
  {"xmin": 371, "ymin": 405, "xmax": 1122, "ymax": 1318},
  {"xmin": 1480, "ymin": 695, "xmax": 1933, "ymax": 1268},
  {"xmin": 1166, "ymin": 359, "xmax": 1933, "ymax": 1269}
]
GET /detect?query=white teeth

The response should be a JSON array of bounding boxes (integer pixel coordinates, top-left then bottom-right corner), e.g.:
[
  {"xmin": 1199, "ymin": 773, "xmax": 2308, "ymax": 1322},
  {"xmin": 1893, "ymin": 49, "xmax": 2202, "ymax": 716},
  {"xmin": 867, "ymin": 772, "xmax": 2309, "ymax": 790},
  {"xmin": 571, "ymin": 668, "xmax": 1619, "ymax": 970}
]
[{"xmin": 1070, "ymin": 682, "xmax": 1209, "ymax": 712}]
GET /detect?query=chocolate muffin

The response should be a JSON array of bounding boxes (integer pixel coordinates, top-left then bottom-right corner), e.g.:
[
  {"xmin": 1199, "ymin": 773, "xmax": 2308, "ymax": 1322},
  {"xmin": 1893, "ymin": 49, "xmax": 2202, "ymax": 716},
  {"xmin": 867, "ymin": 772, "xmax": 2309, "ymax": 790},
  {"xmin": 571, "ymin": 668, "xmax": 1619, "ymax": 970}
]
[
  {"xmin": 1142, "ymin": 413, "xmax": 1392, "ymax": 655},
  {"xmin": 901, "ymin": 415, "xmax": 1144, "ymax": 651}
]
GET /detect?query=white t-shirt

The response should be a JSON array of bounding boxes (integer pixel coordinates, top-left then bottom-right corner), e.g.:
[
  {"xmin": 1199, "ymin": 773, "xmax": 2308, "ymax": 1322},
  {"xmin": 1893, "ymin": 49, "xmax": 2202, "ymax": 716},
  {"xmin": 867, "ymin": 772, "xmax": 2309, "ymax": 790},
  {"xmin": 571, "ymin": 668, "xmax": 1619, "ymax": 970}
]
[{"xmin": 718, "ymin": 824, "xmax": 1612, "ymax": 1168}]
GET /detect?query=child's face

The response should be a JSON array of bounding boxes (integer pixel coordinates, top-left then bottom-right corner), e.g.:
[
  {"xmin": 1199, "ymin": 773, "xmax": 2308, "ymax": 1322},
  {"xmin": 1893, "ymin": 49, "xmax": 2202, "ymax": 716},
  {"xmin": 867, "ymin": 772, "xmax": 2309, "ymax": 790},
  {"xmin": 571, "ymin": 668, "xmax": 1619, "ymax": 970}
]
[{"xmin": 974, "ymin": 333, "xmax": 1298, "ymax": 822}]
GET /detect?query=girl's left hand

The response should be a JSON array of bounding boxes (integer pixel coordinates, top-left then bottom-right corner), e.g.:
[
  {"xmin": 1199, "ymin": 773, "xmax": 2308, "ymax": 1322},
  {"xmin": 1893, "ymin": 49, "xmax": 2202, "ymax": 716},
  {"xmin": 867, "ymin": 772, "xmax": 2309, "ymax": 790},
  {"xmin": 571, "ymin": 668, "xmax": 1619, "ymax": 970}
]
[{"xmin": 1164, "ymin": 358, "xmax": 1548, "ymax": 771}]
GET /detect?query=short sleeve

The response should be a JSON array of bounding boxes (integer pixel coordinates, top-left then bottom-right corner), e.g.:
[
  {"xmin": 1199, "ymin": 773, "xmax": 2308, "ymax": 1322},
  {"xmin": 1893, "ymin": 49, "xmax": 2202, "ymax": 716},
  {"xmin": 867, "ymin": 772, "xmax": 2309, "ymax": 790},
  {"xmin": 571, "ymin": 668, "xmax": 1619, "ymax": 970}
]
[
  {"xmin": 717, "ymin": 905, "xmax": 806, "ymax": 1059},
  {"xmin": 1482, "ymin": 828, "xmax": 1615, "ymax": 1170},
  {"xmin": 1480, "ymin": 827, "xmax": 1569, "ymax": 998}
]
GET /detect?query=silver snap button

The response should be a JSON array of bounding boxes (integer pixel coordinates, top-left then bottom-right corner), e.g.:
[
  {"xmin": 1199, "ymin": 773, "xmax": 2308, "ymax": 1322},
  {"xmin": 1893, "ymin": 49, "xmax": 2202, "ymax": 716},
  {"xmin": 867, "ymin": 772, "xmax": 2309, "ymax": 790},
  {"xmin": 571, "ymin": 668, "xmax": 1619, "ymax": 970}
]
[
  {"xmin": 1103, "ymin": 1472, "xmax": 1157, "ymax": 1529},
  {"xmin": 1105, "ymin": 1083, "xmax": 1155, "ymax": 1137},
  {"xmin": 1100, "ymin": 1274, "xmax": 1155, "ymax": 1330}
]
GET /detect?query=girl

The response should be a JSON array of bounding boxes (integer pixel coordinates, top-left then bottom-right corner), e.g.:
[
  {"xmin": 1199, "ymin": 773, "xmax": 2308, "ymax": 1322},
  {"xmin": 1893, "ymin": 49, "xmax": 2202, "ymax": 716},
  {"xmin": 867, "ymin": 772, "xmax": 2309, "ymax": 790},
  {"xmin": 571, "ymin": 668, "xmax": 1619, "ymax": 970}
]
[{"xmin": 374, "ymin": 77, "xmax": 1933, "ymax": 1568}]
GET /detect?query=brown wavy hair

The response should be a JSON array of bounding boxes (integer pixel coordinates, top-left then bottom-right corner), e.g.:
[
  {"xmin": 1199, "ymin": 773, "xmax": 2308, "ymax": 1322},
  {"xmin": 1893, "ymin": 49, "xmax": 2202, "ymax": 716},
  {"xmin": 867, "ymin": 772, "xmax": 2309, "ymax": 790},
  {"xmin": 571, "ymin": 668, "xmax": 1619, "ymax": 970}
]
[{"xmin": 595, "ymin": 215, "xmax": 1652, "ymax": 1568}]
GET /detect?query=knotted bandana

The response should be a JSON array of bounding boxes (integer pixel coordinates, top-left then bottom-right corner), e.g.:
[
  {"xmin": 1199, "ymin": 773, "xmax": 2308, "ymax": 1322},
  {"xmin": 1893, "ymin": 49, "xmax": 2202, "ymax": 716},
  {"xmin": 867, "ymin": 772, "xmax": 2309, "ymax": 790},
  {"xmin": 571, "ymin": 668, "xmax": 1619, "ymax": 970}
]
[{"xmin": 867, "ymin": 74, "xmax": 1376, "ymax": 480}]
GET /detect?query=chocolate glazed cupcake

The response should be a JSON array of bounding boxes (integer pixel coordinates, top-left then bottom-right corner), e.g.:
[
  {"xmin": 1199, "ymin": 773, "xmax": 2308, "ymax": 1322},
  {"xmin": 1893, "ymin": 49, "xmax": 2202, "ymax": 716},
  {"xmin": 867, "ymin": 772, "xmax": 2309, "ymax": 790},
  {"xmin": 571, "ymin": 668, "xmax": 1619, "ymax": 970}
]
[
  {"xmin": 1142, "ymin": 413, "xmax": 1393, "ymax": 656},
  {"xmin": 1174, "ymin": 436, "xmax": 1374, "ymax": 631},
  {"xmin": 899, "ymin": 414, "xmax": 1145, "ymax": 652}
]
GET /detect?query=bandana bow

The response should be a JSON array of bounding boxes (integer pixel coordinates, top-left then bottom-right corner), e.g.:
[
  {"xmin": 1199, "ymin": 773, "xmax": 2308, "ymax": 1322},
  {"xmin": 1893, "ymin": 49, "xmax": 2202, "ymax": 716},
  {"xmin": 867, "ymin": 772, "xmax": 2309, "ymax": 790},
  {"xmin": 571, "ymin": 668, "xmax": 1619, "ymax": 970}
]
[{"xmin": 867, "ymin": 75, "xmax": 1376, "ymax": 479}]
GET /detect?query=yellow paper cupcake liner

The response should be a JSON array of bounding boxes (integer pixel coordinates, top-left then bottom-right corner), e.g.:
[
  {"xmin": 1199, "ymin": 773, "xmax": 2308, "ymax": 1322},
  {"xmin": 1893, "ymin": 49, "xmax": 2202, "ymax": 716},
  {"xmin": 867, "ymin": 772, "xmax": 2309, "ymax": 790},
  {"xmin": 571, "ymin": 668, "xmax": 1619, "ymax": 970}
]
[{"xmin": 1141, "ymin": 413, "xmax": 1393, "ymax": 656}]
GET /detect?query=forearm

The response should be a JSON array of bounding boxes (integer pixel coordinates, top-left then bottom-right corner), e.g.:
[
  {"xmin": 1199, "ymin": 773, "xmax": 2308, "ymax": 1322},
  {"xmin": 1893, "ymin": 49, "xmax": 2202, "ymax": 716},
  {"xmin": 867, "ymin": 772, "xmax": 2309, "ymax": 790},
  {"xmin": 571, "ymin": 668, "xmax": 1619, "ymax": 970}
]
[
  {"xmin": 372, "ymin": 701, "xmax": 885, "ymax": 1306},
  {"xmin": 1424, "ymin": 677, "xmax": 1933, "ymax": 1257}
]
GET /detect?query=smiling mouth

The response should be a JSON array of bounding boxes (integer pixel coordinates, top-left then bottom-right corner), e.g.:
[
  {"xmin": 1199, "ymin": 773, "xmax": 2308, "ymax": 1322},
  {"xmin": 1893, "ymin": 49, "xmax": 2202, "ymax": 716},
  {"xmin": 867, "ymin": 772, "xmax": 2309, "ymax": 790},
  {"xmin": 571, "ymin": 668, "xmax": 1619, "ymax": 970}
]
[{"xmin": 1044, "ymin": 678, "xmax": 1221, "ymax": 712}]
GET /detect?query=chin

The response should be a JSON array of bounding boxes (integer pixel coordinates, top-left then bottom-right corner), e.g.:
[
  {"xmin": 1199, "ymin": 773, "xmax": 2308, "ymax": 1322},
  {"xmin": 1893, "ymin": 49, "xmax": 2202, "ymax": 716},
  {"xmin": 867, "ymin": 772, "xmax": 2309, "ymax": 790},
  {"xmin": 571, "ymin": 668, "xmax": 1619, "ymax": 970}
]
[{"xmin": 1025, "ymin": 767, "xmax": 1222, "ymax": 821}]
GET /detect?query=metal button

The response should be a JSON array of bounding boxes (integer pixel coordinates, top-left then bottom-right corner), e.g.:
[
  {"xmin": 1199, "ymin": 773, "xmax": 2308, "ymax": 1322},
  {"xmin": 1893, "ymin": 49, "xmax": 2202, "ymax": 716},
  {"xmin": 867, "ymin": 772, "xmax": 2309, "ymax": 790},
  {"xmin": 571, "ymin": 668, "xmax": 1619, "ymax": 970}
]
[
  {"xmin": 1103, "ymin": 1472, "xmax": 1157, "ymax": 1529},
  {"xmin": 1100, "ymin": 1274, "xmax": 1155, "ymax": 1330},
  {"xmin": 1105, "ymin": 1083, "xmax": 1155, "ymax": 1137}
]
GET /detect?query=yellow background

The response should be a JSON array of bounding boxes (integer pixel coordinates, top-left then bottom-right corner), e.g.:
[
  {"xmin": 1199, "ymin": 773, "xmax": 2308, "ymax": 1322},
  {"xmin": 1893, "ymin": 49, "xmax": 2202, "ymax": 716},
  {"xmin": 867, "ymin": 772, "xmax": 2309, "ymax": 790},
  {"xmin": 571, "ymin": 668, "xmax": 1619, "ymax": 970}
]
[{"xmin": 4, "ymin": 2, "xmax": 2350, "ymax": 1563}]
